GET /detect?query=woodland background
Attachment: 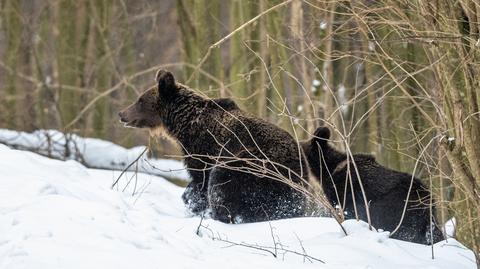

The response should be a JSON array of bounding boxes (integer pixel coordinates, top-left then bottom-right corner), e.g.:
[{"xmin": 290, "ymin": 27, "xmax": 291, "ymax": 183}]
[{"xmin": 0, "ymin": 0, "xmax": 479, "ymax": 260}]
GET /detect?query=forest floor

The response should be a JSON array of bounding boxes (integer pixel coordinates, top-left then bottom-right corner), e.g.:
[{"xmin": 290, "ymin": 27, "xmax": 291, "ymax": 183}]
[{"xmin": 0, "ymin": 131, "xmax": 476, "ymax": 269}]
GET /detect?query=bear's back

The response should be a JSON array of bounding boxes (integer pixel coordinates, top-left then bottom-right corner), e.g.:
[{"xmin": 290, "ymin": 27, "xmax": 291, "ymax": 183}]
[{"xmin": 212, "ymin": 112, "xmax": 308, "ymax": 181}]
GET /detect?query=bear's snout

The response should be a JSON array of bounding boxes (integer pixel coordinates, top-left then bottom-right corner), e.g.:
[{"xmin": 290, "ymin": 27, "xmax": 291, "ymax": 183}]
[
  {"xmin": 118, "ymin": 111, "xmax": 128, "ymax": 123},
  {"xmin": 118, "ymin": 108, "xmax": 146, "ymax": 128}
]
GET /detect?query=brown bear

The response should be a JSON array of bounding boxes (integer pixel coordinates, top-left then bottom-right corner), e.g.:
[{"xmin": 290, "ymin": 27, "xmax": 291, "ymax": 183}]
[
  {"xmin": 119, "ymin": 70, "xmax": 309, "ymax": 223},
  {"xmin": 301, "ymin": 126, "xmax": 444, "ymax": 244}
]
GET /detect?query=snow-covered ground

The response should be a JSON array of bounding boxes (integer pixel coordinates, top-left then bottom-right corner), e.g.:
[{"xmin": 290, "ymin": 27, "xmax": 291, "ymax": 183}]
[
  {"xmin": 0, "ymin": 129, "xmax": 189, "ymax": 182},
  {"xmin": 0, "ymin": 140, "xmax": 477, "ymax": 268}
]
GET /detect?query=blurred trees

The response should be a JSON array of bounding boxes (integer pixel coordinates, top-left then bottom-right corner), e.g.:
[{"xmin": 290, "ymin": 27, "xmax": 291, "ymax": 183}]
[
  {"xmin": 0, "ymin": 0, "xmax": 180, "ymax": 150},
  {"xmin": 0, "ymin": 0, "xmax": 479, "ymax": 259}
]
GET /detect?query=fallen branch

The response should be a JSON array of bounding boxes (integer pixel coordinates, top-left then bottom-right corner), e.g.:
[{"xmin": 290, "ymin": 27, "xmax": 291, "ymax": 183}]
[{"xmin": 196, "ymin": 218, "xmax": 325, "ymax": 263}]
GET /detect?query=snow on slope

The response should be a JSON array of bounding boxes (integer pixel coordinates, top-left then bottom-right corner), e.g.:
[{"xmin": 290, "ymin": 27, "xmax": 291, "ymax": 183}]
[
  {"xmin": 0, "ymin": 129, "xmax": 189, "ymax": 181},
  {"xmin": 0, "ymin": 144, "xmax": 476, "ymax": 269}
]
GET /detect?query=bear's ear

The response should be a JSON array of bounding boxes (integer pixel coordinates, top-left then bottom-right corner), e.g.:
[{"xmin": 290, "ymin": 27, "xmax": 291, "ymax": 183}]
[
  {"xmin": 313, "ymin": 126, "xmax": 330, "ymax": 144},
  {"xmin": 155, "ymin": 69, "xmax": 177, "ymax": 98}
]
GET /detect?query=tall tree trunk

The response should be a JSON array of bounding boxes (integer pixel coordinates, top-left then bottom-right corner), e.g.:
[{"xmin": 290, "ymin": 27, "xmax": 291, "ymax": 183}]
[{"xmin": 2, "ymin": 0, "xmax": 22, "ymax": 129}]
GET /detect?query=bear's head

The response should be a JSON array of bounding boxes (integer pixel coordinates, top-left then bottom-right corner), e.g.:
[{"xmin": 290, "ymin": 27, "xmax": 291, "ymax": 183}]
[
  {"xmin": 118, "ymin": 70, "xmax": 178, "ymax": 135},
  {"xmin": 301, "ymin": 126, "xmax": 335, "ymax": 178},
  {"xmin": 302, "ymin": 126, "xmax": 331, "ymax": 159}
]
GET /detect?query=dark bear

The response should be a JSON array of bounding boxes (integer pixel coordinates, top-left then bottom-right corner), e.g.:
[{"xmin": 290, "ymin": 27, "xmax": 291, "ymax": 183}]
[
  {"xmin": 301, "ymin": 126, "xmax": 444, "ymax": 244},
  {"xmin": 119, "ymin": 70, "xmax": 308, "ymax": 223},
  {"xmin": 211, "ymin": 98, "xmax": 239, "ymax": 111}
]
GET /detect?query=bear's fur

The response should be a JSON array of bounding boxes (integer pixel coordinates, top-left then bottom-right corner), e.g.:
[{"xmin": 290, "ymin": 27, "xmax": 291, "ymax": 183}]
[
  {"xmin": 119, "ymin": 70, "xmax": 308, "ymax": 223},
  {"xmin": 301, "ymin": 127, "xmax": 444, "ymax": 244}
]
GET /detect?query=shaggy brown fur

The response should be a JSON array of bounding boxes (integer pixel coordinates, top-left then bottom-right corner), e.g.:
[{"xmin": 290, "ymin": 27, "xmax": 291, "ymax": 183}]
[
  {"xmin": 301, "ymin": 126, "xmax": 444, "ymax": 244},
  {"xmin": 119, "ymin": 70, "xmax": 308, "ymax": 223}
]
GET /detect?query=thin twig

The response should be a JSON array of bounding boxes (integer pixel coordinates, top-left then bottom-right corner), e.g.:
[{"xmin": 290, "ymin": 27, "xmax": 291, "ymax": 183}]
[{"xmin": 111, "ymin": 147, "xmax": 148, "ymax": 189}]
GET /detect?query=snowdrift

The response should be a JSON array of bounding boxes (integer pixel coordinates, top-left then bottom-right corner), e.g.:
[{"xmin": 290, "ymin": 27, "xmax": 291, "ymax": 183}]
[
  {"xmin": 0, "ymin": 141, "xmax": 477, "ymax": 269},
  {"xmin": 0, "ymin": 129, "xmax": 189, "ymax": 182}
]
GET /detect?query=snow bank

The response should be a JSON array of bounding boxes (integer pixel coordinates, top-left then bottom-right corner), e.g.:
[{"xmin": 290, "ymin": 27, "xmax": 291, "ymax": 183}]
[
  {"xmin": 0, "ymin": 129, "xmax": 189, "ymax": 182},
  {"xmin": 0, "ymin": 144, "xmax": 476, "ymax": 269}
]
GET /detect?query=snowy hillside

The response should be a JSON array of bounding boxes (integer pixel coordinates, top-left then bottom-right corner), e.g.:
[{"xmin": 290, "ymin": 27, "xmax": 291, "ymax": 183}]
[{"xmin": 0, "ymin": 143, "xmax": 476, "ymax": 269}]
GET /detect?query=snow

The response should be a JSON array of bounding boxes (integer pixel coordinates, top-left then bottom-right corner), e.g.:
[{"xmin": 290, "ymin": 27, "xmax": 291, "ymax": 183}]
[
  {"xmin": 368, "ymin": 41, "xmax": 375, "ymax": 52},
  {"xmin": 311, "ymin": 79, "xmax": 321, "ymax": 94},
  {"xmin": 319, "ymin": 21, "xmax": 327, "ymax": 30},
  {"xmin": 337, "ymin": 84, "xmax": 348, "ymax": 114},
  {"xmin": 0, "ymin": 142, "xmax": 477, "ymax": 268},
  {"xmin": 0, "ymin": 129, "xmax": 189, "ymax": 182},
  {"xmin": 445, "ymin": 218, "xmax": 456, "ymax": 238}
]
